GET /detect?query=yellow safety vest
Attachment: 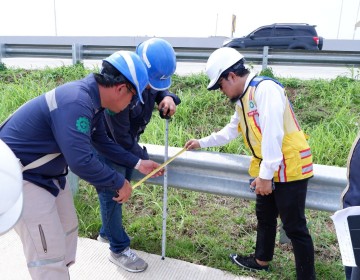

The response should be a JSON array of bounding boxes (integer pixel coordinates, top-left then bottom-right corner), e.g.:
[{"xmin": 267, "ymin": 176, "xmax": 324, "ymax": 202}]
[{"xmin": 236, "ymin": 76, "xmax": 313, "ymax": 182}]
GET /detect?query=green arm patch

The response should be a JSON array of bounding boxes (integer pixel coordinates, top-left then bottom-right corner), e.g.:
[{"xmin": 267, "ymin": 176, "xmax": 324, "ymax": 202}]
[{"xmin": 76, "ymin": 116, "xmax": 90, "ymax": 134}]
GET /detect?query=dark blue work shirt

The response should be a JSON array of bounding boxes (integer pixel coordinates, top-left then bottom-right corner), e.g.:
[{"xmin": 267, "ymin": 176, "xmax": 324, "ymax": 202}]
[
  {"xmin": 105, "ymin": 87, "xmax": 181, "ymax": 159},
  {"xmin": 0, "ymin": 74, "xmax": 139, "ymax": 196}
]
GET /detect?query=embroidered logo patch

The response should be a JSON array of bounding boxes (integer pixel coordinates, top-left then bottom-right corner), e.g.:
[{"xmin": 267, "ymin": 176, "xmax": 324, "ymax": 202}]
[
  {"xmin": 247, "ymin": 100, "xmax": 258, "ymax": 116},
  {"xmin": 249, "ymin": 100, "xmax": 255, "ymax": 109},
  {"xmin": 76, "ymin": 117, "xmax": 90, "ymax": 133}
]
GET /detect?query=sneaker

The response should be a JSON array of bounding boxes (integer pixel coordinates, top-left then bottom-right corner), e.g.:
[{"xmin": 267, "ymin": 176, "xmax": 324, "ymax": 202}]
[
  {"xmin": 229, "ymin": 253, "xmax": 269, "ymax": 272},
  {"xmin": 97, "ymin": 234, "xmax": 133, "ymax": 243},
  {"xmin": 97, "ymin": 235, "xmax": 109, "ymax": 244},
  {"xmin": 109, "ymin": 247, "xmax": 148, "ymax": 273}
]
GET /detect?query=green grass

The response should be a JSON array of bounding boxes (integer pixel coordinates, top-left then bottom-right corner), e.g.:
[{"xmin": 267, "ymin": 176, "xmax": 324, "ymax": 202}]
[{"xmin": 1, "ymin": 64, "xmax": 360, "ymax": 280}]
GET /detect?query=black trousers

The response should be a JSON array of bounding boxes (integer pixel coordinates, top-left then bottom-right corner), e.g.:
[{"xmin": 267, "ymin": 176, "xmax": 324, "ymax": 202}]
[
  {"xmin": 254, "ymin": 179, "xmax": 315, "ymax": 280},
  {"xmin": 343, "ymin": 137, "xmax": 360, "ymax": 280}
]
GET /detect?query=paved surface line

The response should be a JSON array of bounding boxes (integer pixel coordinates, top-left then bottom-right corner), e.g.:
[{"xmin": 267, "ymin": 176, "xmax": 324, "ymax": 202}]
[{"xmin": 0, "ymin": 230, "xmax": 256, "ymax": 280}]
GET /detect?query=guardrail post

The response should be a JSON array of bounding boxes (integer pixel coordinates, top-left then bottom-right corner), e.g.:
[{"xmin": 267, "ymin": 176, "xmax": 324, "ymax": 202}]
[
  {"xmin": 67, "ymin": 169, "xmax": 79, "ymax": 196},
  {"xmin": 0, "ymin": 44, "xmax": 5, "ymax": 63},
  {"xmin": 72, "ymin": 43, "xmax": 83, "ymax": 65},
  {"xmin": 261, "ymin": 46, "xmax": 269, "ymax": 70},
  {"xmin": 279, "ymin": 222, "xmax": 291, "ymax": 244}
]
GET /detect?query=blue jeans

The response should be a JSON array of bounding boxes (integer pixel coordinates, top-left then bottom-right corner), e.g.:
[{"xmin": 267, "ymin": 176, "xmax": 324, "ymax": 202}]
[{"xmin": 96, "ymin": 155, "xmax": 133, "ymax": 254}]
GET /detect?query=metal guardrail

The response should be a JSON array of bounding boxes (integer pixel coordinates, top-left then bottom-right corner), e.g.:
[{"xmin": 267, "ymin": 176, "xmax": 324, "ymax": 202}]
[
  {"xmin": 130, "ymin": 145, "xmax": 347, "ymax": 213},
  {"xmin": 84, "ymin": 144, "xmax": 345, "ymax": 213},
  {"xmin": 0, "ymin": 36, "xmax": 360, "ymax": 68},
  {"xmin": 0, "ymin": 36, "xmax": 350, "ymax": 212}
]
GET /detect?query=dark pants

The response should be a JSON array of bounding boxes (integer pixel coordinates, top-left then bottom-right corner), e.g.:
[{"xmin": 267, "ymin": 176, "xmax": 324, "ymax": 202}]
[
  {"xmin": 255, "ymin": 179, "xmax": 315, "ymax": 280},
  {"xmin": 343, "ymin": 137, "xmax": 360, "ymax": 279},
  {"xmin": 345, "ymin": 266, "xmax": 360, "ymax": 280}
]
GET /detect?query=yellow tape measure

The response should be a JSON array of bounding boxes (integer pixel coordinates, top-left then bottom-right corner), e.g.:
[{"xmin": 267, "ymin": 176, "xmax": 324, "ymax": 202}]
[{"xmin": 132, "ymin": 147, "xmax": 187, "ymax": 189}]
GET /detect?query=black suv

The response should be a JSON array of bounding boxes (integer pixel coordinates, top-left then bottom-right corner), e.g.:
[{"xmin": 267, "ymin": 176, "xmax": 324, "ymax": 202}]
[{"xmin": 223, "ymin": 23, "xmax": 323, "ymax": 50}]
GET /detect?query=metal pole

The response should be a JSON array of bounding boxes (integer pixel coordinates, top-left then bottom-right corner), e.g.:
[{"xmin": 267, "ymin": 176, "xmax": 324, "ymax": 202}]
[
  {"xmin": 67, "ymin": 170, "xmax": 79, "ymax": 196},
  {"xmin": 0, "ymin": 44, "xmax": 5, "ymax": 64},
  {"xmin": 353, "ymin": 1, "xmax": 360, "ymax": 39},
  {"xmin": 215, "ymin": 14, "xmax": 218, "ymax": 36},
  {"xmin": 53, "ymin": 0, "xmax": 58, "ymax": 36},
  {"xmin": 337, "ymin": 0, "xmax": 344, "ymax": 39},
  {"xmin": 262, "ymin": 46, "xmax": 269, "ymax": 70},
  {"xmin": 161, "ymin": 118, "xmax": 169, "ymax": 259}
]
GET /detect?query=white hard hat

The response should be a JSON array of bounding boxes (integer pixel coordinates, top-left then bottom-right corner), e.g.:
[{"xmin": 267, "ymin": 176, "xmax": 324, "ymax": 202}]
[
  {"xmin": 206, "ymin": 47, "xmax": 244, "ymax": 90},
  {"xmin": 0, "ymin": 139, "xmax": 23, "ymax": 235}
]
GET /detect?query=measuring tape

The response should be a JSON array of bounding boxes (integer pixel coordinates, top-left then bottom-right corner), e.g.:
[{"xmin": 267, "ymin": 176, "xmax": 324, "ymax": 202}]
[{"xmin": 132, "ymin": 147, "xmax": 187, "ymax": 189}]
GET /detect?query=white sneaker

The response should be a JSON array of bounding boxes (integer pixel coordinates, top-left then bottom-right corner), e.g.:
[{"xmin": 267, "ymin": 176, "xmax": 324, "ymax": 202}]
[
  {"xmin": 97, "ymin": 234, "xmax": 132, "ymax": 243},
  {"xmin": 109, "ymin": 247, "xmax": 148, "ymax": 272},
  {"xmin": 96, "ymin": 235, "xmax": 109, "ymax": 244}
]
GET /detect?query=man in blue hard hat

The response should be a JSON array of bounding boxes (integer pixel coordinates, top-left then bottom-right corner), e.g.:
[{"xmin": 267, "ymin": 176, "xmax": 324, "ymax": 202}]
[
  {"xmin": 0, "ymin": 50, "xmax": 164, "ymax": 280},
  {"xmin": 94, "ymin": 38, "xmax": 181, "ymax": 272}
]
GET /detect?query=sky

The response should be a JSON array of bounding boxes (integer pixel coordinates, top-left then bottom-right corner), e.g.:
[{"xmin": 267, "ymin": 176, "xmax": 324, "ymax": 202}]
[{"xmin": 0, "ymin": 0, "xmax": 360, "ymax": 40}]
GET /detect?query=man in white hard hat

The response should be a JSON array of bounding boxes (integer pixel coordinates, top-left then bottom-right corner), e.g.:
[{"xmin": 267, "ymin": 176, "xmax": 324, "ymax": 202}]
[
  {"xmin": 185, "ymin": 47, "xmax": 315, "ymax": 279},
  {"xmin": 0, "ymin": 139, "xmax": 23, "ymax": 236}
]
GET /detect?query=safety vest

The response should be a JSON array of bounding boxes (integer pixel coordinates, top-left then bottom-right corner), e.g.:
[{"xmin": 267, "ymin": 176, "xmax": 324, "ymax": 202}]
[{"xmin": 236, "ymin": 76, "xmax": 313, "ymax": 182}]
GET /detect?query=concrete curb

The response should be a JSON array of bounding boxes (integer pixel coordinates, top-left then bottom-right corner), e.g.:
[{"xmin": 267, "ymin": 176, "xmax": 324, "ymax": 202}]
[{"xmin": 0, "ymin": 230, "xmax": 256, "ymax": 280}]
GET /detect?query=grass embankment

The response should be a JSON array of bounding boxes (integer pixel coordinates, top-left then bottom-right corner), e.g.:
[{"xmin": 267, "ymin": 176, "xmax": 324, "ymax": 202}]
[{"xmin": 1, "ymin": 63, "xmax": 359, "ymax": 279}]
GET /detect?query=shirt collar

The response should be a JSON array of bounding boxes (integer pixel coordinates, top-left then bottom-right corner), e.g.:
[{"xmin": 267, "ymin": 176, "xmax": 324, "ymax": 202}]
[{"xmin": 235, "ymin": 72, "xmax": 256, "ymax": 105}]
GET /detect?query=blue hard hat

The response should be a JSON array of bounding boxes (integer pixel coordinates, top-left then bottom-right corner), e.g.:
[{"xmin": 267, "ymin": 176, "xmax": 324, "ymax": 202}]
[
  {"xmin": 136, "ymin": 38, "xmax": 176, "ymax": 91},
  {"xmin": 104, "ymin": 51, "xmax": 148, "ymax": 104}
]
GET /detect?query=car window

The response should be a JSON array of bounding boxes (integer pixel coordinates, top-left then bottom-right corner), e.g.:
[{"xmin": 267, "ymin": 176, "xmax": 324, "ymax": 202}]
[
  {"xmin": 297, "ymin": 29, "xmax": 317, "ymax": 36},
  {"xmin": 253, "ymin": 28, "xmax": 272, "ymax": 37},
  {"xmin": 274, "ymin": 27, "xmax": 294, "ymax": 36}
]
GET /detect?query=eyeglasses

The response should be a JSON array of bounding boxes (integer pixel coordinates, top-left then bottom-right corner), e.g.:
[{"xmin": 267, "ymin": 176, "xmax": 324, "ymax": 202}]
[
  {"xmin": 126, "ymin": 83, "xmax": 136, "ymax": 96},
  {"xmin": 217, "ymin": 73, "xmax": 229, "ymax": 90},
  {"xmin": 217, "ymin": 72, "xmax": 231, "ymax": 90},
  {"xmin": 217, "ymin": 77, "xmax": 224, "ymax": 90}
]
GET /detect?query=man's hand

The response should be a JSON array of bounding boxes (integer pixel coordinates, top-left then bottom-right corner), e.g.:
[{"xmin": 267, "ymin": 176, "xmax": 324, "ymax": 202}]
[
  {"xmin": 113, "ymin": 180, "xmax": 132, "ymax": 204},
  {"xmin": 158, "ymin": 96, "xmax": 176, "ymax": 118},
  {"xmin": 138, "ymin": 159, "xmax": 164, "ymax": 177},
  {"xmin": 252, "ymin": 177, "xmax": 273, "ymax": 196},
  {"xmin": 184, "ymin": 139, "xmax": 200, "ymax": 150}
]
